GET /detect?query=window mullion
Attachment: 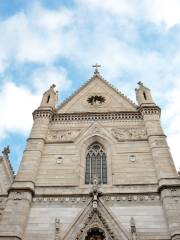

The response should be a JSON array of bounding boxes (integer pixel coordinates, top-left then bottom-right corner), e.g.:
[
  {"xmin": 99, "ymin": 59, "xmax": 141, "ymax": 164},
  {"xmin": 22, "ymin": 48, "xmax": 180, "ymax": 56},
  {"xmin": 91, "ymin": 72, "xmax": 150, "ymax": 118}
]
[
  {"xmin": 90, "ymin": 154, "xmax": 92, "ymax": 184},
  {"xmin": 101, "ymin": 154, "xmax": 103, "ymax": 184}
]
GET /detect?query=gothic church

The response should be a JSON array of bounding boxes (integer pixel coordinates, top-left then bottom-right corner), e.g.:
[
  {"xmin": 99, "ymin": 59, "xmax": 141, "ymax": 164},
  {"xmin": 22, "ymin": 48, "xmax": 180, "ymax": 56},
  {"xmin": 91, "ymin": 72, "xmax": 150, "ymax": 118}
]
[{"xmin": 0, "ymin": 68, "xmax": 180, "ymax": 240}]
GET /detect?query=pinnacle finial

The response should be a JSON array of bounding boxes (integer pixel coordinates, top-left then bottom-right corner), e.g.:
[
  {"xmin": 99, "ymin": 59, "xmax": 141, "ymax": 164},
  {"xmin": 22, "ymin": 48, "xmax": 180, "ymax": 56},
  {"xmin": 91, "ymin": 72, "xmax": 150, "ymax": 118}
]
[
  {"xmin": 92, "ymin": 63, "xmax": 101, "ymax": 74},
  {"xmin": 2, "ymin": 146, "xmax": 10, "ymax": 159},
  {"xmin": 138, "ymin": 81, "xmax": 143, "ymax": 86},
  {"xmin": 50, "ymin": 84, "xmax": 56, "ymax": 89}
]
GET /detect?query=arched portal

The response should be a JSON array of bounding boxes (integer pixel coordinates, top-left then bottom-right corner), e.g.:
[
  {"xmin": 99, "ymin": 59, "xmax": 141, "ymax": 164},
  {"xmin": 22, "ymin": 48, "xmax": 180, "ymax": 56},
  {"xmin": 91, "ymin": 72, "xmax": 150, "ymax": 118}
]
[
  {"xmin": 85, "ymin": 142, "xmax": 107, "ymax": 184},
  {"xmin": 85, "ymin": 227, "xmax": 106, "ymax": 240}
]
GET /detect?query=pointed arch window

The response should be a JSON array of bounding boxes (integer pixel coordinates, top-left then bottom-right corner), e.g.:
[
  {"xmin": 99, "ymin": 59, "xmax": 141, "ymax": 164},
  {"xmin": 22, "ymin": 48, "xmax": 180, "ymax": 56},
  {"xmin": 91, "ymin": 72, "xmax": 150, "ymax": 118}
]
[{"xmin": 85, "ymin": 142, "xmax": 107, "ymax": 184}]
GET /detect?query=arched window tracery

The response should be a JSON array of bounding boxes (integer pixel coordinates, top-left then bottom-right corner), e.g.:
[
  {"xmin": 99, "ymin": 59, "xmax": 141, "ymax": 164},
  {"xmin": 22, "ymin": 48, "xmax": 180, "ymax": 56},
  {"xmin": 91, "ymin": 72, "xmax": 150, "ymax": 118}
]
[{"xmin": 85, "ymin": 142, "xmax": 107, "ymax": 184}]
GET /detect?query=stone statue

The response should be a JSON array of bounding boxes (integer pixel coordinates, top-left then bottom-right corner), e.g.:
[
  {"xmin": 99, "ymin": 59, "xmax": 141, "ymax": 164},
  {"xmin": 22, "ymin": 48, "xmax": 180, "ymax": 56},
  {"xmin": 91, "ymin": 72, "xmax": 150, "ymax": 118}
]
[{"xmin": 2, "ymin": 146, "xmax": 10, "ymax": 159}]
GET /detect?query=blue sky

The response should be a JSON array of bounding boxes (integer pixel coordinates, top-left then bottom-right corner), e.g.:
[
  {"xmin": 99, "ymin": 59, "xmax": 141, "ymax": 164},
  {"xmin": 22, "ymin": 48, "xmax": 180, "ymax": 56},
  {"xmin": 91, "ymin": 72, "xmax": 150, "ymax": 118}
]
[{"xmin": 0, "ymin": 0, "xmax": 180, "ymax": 172}]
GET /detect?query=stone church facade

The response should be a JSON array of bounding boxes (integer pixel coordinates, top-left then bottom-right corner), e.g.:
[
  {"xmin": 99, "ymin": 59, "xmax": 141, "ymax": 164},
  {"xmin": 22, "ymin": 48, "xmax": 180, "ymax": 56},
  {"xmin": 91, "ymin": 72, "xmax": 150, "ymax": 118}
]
[{"xmin": 0, "ymin": 69, "xmax": 180, "ymax": 240}]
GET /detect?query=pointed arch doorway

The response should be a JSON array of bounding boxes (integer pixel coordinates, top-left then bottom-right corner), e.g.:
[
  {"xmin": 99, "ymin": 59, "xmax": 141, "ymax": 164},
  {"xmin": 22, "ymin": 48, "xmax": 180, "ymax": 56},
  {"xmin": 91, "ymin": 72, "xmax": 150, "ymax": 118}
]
[{"xmin": 85, "ymin": 227, "xmax": 106, "ymax": 240}]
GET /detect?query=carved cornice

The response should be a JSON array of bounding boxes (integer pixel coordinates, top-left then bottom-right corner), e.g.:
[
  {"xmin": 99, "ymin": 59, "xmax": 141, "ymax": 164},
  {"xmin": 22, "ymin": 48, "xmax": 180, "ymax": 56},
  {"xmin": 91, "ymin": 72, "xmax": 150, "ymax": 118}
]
[
  {"xmin": 52, "ymin": 111, "xmax": 143, "ymax": 122},
  {"xmin": 32, "ymin": 109, "xmax": 54, "ymax": 120},
  {"xmin": 32, "ymin": 107, "xmax": 161, "ymax": 123},
  {"xmin": 138, "ymin": 106, "xmax": 161, "ymax": 116}
]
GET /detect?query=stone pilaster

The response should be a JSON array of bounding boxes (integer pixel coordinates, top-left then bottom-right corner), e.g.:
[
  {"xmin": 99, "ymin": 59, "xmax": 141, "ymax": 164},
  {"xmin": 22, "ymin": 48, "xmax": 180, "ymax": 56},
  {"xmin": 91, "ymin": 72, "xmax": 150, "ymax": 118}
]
[
  {"xmin": 0, "ymin": 109, "xmax": 53, "ymax": 240},
  {"xmin": 0, "ymin": 191, "xmax": 32, "ymax": 240},
  {"xmin": 14, "ymin": 109, "xmax": 53, "ymax": 186},
  {"xmin": 161, "ymin": 188, "xmax": 180, "ymax": 240},
  {"xmin": 140, "ymin": 106, "xmax": 178, "ymax": 180},
  {"xmin": 140, "ymin": 106, "xmax": 180, "ymax": 240}
]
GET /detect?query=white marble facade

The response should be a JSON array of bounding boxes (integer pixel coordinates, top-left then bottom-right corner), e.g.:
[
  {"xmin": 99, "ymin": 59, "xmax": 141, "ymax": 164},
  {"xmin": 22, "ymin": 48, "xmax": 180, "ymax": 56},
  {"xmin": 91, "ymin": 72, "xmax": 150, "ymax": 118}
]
[{"xmin": 0, "ymin": 73, "xmax": 180, "ymax": 240}]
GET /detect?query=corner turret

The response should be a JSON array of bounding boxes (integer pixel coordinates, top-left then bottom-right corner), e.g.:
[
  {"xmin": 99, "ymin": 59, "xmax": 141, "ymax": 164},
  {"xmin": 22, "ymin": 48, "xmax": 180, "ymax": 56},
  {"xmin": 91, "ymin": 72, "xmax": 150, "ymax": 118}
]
[
  {"xmin": 39, "ymin": 84, "xmax": 58, "ymax": 110},
  {"xmin": 135, "ymin": 81, "xmax": 155, "ymax": 106}
]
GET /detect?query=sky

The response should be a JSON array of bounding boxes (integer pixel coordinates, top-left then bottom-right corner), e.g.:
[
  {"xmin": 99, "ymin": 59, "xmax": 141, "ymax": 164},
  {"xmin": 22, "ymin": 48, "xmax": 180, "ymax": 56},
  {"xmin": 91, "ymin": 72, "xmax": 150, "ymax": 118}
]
[{"xmin": 0, "ymin": 0, "xmax": 180, "ymax": 172}]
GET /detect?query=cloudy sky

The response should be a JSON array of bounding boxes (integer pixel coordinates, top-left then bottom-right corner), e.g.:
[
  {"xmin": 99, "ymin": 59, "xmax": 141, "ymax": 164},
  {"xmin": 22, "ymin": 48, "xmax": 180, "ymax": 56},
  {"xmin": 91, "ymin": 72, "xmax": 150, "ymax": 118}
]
[{"xmin": 0, "ymin": 0, "xmax": 180, "ymax": 172}]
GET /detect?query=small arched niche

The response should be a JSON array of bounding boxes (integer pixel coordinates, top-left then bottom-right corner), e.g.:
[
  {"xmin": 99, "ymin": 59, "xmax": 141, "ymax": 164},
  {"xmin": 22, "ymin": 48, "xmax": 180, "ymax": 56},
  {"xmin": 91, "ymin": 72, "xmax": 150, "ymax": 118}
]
[
  {"xmin": 85, "ymin": 142, "xmax": 107, "ymax": 184},
  {"xmin": 85, "ymin": 227, "xmax": 106, "ymax": 240}
]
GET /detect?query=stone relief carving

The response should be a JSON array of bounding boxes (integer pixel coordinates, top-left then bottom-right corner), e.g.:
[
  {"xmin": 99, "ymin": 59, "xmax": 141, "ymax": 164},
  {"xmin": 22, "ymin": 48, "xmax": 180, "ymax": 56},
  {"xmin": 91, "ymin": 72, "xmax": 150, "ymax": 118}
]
[
  {"xmin": 129, "ymin": 155, "xmax": 136, "ymax": 162},
  {"xmin": 47, "ymin": 129, "xmax": 81, "ymax": 142},
  {"xmin": 154, "ymin": 139, "xmax": 167, "ymax": 146},
  {"xmin": 130, "ymin": 217, "xmax": 137, "ymax": 240},
  {"xmin": 13, "ymin": 192, "xmax": 22, "ymax": 200},
  {"xmin": 112, "ymin": 128, "xmax": 147, "ymax": 141},
  {"xmin": 55, "ymin": 218, "xmax": 60, "ymax": 240}
]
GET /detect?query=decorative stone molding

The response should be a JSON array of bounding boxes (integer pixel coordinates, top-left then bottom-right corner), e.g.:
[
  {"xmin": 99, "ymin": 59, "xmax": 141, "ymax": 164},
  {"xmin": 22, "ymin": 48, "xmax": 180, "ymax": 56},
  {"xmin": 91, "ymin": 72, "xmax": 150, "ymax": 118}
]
[
  {"xmin": 33, "ymin": 194, "xmax": 160, "ymax": 204},
  {"xmin": 52, "ymin": 112, "xmax": 143, "ymax": 123},
  {"xmin": 112, "ymin": 128, "xmax": 147, "ymax": 141},
  {"xmin": 33, "ymin": 109, "xmax": 54, "ymax": 120},
  {"xmin": 139, "ymin": 106, "xmax": 161, "ymax": 116},
  {"xmin": 46, "ymin": 129, "xmax": 81, "ymax": 142},
  {"xmin": 9, "ymin": 191, "xmax": 33, "ymax": 202},
  {"xmin": 33, "ymin": 196, "xmax": 88, "ymax": 203},
  {"xmin": 102, "ymin": 194, "xmax": 160, "ymax": 202}
]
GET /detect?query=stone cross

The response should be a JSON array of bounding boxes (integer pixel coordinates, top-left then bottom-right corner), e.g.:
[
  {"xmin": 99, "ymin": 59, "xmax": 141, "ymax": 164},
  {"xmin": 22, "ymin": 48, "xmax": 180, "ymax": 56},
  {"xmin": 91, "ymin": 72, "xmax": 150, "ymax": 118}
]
[{"xmin": 92, "ymin": 63, "xmax": 101, "ymax": 74}]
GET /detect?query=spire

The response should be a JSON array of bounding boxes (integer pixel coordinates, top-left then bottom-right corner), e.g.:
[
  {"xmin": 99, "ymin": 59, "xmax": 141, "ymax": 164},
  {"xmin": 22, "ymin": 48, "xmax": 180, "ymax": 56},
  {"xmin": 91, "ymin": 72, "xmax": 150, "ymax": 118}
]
[
  {"xmin": 38, "ymin": 84, "xmax": 58, "ymax": 110},
  {"xmin": 135, "ymin": 81, "xmax": 155, "ymax": 106}
]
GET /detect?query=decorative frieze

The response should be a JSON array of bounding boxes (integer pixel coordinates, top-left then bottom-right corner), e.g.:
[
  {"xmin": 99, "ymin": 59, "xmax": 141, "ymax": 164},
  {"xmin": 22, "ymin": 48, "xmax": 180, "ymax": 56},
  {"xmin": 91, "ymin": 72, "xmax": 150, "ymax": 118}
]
[
  {"xmin": 52, "ymin": 112, "xmax": 143, "ymax": 122},
  {"xmin": 33, "ymin": 109, "xmax": 53, "ymax": 120},
  {"xmin": 33, "ymin": 196, "xmax": 88, "ymax": 203},
  {"xmin": 46, "ymin": 129, "xmax": 81, "ymax": 142},
  {"xmin": 139, "ymin": 106, "xmax": 161, "ymax": 116},
  {"xmin": 102, "ymin": 194, "xmax": 160, "ymax": 202},
  {"xmin": 112, "ymin": 128, "xmax": 147, "ymax": 141},
  {"xmin": 33, "ymin": 194, "xmax": 160, "ymax": 203}
]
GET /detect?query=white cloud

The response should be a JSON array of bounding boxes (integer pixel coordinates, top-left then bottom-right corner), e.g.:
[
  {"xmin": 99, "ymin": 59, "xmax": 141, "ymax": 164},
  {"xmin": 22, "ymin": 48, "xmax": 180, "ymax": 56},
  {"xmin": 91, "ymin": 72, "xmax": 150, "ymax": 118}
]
[
  {"xmin": 162, "ymin": 82, "xmax": 180, "ymax": 170},
  {"xmin": 0, "ymin": 81, "xmax": 40, "ymax": 138},
  {"xmin": 31, "ymin": 65, "xmax": 72, "ymax": 94},
  {"xmin": 0, "ymin": 65, "xmax": 71, "ymax": 139},
  {"xmin": 144, "ymin": 0, "xmax": 180, "ymax": 29},
  {"xmin": 0, "ymin": 4, "xmax": 74, "ymax": 68}
]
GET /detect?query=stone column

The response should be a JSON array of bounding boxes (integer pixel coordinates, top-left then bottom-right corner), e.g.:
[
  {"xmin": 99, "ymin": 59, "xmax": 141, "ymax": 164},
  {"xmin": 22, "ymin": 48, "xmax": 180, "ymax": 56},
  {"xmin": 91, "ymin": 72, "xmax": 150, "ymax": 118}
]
[
  {"xmin": 0, "ymin": 191, "xmax": 32, "ymax": 240},
  {"xmin": 161, "ymin": 188, "xmax": 180, "ymax": 240}
]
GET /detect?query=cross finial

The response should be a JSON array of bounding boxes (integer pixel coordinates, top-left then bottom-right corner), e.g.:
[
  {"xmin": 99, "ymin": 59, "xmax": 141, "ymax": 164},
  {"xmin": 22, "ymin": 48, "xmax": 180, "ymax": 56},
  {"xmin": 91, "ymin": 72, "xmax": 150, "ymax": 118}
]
[{"xmin": 92, "ymin": 63, "xmax": 101, "ymax": 74}]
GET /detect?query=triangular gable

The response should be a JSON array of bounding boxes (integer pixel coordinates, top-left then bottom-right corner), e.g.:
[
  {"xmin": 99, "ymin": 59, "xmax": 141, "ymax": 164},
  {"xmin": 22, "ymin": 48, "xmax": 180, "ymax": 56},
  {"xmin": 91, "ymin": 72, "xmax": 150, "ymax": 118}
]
[
  {"xmin": 57, "ymin": 74, "xmax": 137, "ymax": 113},
  {"xmin": 63, "ymin": 197, "xmax": 130, "ymax": 240}
]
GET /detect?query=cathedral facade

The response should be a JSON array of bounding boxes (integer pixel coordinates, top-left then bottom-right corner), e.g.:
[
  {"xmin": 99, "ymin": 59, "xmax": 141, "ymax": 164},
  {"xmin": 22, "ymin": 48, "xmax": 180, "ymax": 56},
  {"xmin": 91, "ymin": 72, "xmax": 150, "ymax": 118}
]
[{"xmin": 0, "ymin": 70, "xmax": 180, "ymax": 240}]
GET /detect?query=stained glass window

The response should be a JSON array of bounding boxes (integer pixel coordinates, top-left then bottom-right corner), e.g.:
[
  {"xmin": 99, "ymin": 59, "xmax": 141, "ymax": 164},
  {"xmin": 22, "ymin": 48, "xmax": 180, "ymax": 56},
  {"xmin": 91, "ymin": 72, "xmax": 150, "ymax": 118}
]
[{"xmin": 85, "ymin": 142, "xmax": 107, "ymax": 184}]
